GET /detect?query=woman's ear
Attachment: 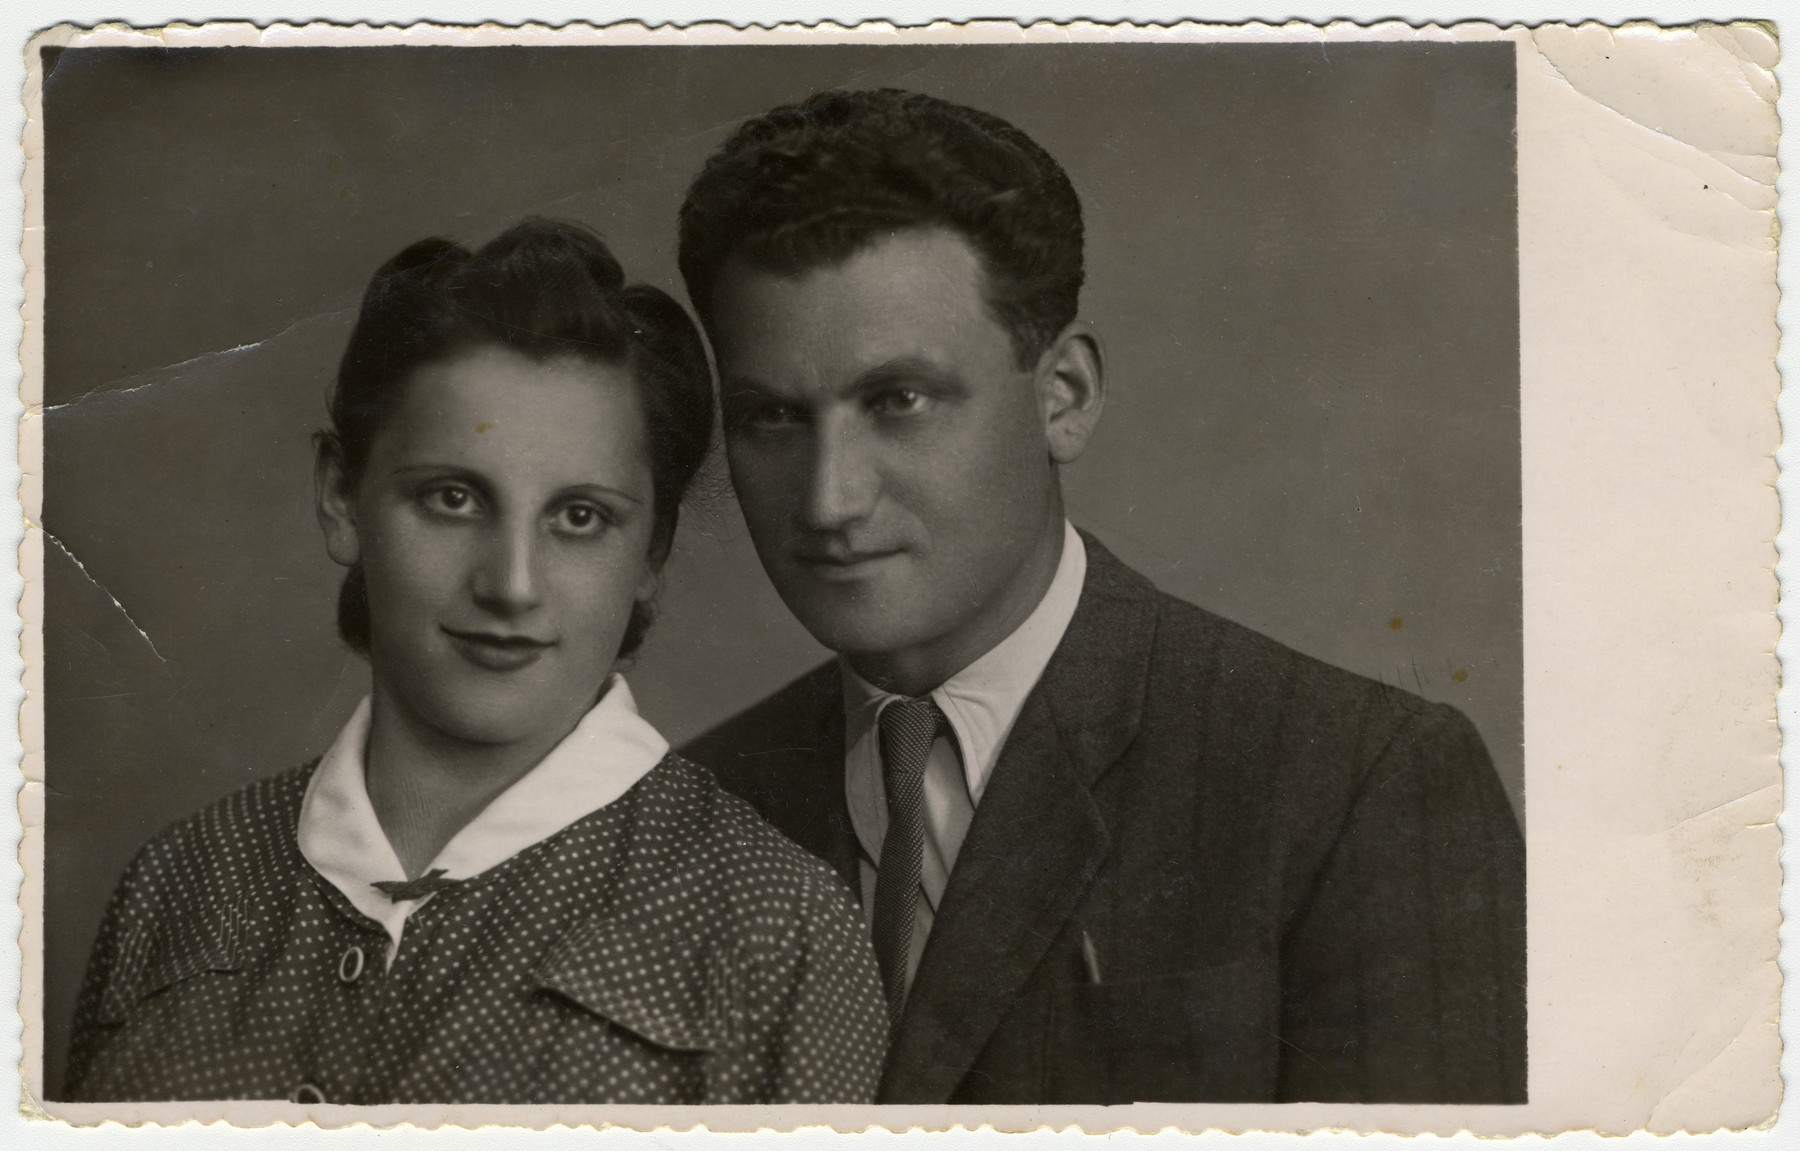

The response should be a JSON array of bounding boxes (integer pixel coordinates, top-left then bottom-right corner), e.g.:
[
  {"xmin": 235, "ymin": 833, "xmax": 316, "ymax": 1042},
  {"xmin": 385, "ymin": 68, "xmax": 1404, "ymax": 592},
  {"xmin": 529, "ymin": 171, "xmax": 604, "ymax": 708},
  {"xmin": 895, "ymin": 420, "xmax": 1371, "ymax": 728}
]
[
  {"xmin": 1035, "ymin": 322, "xmax": 1107, "ymax": 465},
  {"xmin": 635, "ymin": 566, "xmax": 664, "ymax": 612},
  {"xmin": 637, "ymin": 516, "xmax": 674, "ymax": 603},
  {"xmin": 314, "ymin": 436, "xmax": 362, "ymax": 569}
]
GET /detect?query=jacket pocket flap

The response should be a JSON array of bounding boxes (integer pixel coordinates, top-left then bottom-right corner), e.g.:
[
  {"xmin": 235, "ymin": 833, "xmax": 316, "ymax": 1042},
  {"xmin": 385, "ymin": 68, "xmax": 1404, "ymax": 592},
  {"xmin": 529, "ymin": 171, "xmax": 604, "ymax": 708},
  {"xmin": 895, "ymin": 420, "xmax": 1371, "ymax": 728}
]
[
  {"xmin": 535, "ymin": 917, "xmax": 740, "ymax": 1054},
  {"xmin": 98, "ymin": 902, "xmax": 244, "ymax": 1025}
]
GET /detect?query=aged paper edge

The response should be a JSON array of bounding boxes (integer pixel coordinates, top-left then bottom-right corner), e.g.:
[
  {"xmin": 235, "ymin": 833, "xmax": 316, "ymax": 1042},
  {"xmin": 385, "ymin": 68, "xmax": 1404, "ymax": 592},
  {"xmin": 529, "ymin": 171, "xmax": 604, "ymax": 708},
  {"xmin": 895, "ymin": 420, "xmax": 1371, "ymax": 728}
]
[{"xmin": 12, "ymin": 16, "xmax": 1782, "ymax": 1137}]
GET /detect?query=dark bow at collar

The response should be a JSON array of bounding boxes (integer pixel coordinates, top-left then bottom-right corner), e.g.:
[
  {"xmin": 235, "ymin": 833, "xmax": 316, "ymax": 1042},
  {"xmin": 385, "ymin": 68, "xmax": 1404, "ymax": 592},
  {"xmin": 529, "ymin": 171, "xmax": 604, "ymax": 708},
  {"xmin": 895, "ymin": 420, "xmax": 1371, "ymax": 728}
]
[{"xmin": 372, "ymin": 868, "xmax": 463, "ymax": 902}]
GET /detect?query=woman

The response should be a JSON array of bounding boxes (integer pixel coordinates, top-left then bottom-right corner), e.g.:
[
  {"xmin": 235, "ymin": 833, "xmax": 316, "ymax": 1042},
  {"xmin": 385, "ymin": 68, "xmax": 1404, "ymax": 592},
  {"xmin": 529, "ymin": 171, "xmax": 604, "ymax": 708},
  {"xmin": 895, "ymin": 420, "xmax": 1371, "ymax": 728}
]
[{"xmin": 65, "ymin": 220, "xmax": 887, "ymax": 1104}]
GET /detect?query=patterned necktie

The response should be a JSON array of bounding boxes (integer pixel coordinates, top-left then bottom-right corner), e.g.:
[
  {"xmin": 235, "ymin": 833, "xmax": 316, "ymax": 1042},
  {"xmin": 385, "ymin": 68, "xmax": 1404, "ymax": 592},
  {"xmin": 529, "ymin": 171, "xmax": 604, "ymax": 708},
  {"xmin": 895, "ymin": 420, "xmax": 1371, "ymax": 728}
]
[{"xmin": 872, "ymin": 696, "xmax": 946, "ymax": 1028}]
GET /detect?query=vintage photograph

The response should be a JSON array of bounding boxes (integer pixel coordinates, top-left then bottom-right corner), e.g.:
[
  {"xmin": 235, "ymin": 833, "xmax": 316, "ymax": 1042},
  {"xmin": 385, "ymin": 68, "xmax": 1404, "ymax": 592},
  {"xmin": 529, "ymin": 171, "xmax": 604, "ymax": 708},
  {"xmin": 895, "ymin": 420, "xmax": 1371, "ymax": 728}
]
[
  {"xmin": 37, "ymin": 28, "xmax": 1523, "ymax": 1111},
  {"xmin": 45, "ymin": 20, "xmax": 1794, "ymax": 1132}
]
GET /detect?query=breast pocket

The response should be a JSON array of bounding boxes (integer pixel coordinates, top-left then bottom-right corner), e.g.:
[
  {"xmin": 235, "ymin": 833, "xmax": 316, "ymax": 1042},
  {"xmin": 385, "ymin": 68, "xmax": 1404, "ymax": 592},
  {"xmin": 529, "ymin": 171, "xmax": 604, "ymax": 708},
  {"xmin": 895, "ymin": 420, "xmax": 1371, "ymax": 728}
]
[
  {"xmin": 1048, "ymin": 959, "xmax": 1280, "ymax": 1103},
  {"xmin": 531, "ymin": 948, "xmax": 739, "ymax": 1104},
  {"xmin": 532, "ymin": 918, "xmax": 746, "ymax": 1059},
  {"xmin": 95, "ymin": 911, "xmax": 244, "ymax": 1027}
]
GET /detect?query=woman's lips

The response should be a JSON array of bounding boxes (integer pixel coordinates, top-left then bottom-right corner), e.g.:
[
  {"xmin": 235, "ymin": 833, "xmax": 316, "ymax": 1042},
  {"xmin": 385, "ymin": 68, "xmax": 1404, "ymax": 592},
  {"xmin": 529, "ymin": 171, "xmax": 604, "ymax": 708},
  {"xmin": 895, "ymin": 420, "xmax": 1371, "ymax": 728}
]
[{"xmin": 441, "ymin": 627, "xmax": 554, "ymax": 672}]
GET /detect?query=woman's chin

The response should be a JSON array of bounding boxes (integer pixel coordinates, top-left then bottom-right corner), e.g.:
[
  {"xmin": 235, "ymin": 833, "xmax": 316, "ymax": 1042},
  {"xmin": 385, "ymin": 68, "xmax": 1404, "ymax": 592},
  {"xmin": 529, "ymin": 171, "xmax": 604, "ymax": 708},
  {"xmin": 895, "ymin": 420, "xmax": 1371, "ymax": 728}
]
[{"xmin": 407, "ymin": 682, "xmax": 591, "ymax": 751}]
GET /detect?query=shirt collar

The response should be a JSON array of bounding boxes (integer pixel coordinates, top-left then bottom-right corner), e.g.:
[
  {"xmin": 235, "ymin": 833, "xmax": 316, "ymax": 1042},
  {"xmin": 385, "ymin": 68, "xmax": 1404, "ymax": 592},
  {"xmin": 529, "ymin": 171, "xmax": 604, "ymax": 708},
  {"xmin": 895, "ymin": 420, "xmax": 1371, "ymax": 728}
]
[
  {"xmin": 297, "ymin": 674, "xmax": 669, "ymax": 952},
  {"xmin": 843, "ymin": 520, "xmax": 1088, "ymax": 807}
]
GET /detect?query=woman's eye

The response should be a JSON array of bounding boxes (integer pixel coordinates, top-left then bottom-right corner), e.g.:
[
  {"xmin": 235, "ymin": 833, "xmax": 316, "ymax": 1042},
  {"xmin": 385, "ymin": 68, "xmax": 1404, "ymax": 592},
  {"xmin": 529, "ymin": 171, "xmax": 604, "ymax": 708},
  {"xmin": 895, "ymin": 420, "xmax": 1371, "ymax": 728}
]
[{"xmin": 554, "ymin": 504, "xmax": 610, "ymax": 536}]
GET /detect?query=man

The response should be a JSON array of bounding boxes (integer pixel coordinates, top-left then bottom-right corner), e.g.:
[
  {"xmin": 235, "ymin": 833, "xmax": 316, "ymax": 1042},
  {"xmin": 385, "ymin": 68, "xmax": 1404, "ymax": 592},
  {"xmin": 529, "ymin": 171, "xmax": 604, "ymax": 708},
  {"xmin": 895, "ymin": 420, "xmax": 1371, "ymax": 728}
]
[{"xmin": 677, "ymin": 88, "xmax": 1524, "ymax": 1105}]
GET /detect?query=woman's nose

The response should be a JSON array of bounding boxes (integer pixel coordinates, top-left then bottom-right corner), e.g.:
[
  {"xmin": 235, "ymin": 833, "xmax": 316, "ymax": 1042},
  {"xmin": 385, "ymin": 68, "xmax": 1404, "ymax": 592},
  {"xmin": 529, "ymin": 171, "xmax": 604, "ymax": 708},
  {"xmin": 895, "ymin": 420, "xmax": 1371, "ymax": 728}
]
[{"xmin": 470, "ymin": 521, "xmax": 543, "ymax": 615}]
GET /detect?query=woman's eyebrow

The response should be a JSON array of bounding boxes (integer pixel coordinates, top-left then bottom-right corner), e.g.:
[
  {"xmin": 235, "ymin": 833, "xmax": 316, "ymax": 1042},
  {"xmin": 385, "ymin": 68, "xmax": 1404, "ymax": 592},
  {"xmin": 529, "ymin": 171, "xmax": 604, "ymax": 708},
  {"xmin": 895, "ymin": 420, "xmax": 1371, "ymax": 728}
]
[
  {"xmin": 386, "ymin": 466, "xmax": 645, "ymax": 507},
  {"xmin": 388, "ymin": 463, "xmax": 488, "ymax": 483},
  {"xmin": 386, "ymin": 463, "xmax": 500, "ymax": 503},
  {"xmin": 558, "ymin": 482, "xmax": 647, "ymax": 507}
]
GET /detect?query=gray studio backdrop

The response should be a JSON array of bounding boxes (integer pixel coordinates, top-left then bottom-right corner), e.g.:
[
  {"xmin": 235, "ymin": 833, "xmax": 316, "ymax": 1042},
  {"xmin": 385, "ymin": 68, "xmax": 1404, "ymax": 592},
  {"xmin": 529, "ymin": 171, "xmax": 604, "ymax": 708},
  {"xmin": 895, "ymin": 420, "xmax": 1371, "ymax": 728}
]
[{"xmin": 41, "ymin": 42, "xmax": 1519, "ymax": 1095}]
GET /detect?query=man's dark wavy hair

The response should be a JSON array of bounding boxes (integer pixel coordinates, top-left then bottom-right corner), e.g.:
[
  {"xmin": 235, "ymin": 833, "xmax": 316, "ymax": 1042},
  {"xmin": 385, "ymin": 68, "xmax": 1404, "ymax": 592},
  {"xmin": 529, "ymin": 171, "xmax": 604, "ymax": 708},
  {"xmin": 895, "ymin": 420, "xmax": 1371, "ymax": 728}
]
[
  {"xmin": 321, "ymin": 218, "xmax": 713, "ymax": 662},
  {"xmin": 678, "ymin": 88, "xmax": 1084, "ymax": 368}
]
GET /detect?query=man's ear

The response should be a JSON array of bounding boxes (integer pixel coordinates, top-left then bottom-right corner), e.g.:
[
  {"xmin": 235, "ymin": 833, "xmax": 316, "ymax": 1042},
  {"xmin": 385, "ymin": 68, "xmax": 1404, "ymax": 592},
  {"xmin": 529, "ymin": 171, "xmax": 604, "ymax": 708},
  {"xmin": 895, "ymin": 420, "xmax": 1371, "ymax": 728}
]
[
  {"xmin": 314, "ymin": 436, "xmax": 362, "ymax": 569},
  {"xmin": 1035, "ymin": 322, "xmax": 1106, "ymax": 465}
]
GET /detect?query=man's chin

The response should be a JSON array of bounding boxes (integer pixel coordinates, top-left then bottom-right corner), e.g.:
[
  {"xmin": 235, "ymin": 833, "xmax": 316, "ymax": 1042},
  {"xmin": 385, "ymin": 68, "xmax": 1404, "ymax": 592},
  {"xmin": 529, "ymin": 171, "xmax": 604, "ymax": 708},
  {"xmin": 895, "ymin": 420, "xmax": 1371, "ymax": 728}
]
[{"xmin": 781, "ymin": 599, "xmax": 933, "ymax": 669}]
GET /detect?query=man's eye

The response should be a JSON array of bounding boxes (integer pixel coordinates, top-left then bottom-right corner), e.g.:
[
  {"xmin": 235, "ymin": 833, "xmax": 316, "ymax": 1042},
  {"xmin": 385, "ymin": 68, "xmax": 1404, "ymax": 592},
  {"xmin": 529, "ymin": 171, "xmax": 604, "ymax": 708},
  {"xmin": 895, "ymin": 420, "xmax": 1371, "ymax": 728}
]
[
  {"xmin": 422, "ymin": 485, "xmax": 478, "ymax": 516},
  {"xmin": 733, "ymin": 401, "xmax": 806, "ymax": 431},
  {"xmin": 871, "ymin": 388, "xmax": 928, "ymax": 416}
]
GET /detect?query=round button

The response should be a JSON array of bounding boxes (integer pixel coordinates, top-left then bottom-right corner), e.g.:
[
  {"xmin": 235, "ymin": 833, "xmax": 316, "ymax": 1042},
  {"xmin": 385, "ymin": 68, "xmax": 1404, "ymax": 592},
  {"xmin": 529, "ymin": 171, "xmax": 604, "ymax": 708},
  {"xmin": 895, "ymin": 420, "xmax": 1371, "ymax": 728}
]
[
  {"xmin": 337, "ymin": 945, "xmax": 365, "ymax": 984},
  {"xmin": 291, "ymin": 1082, "xmax": 326, "ymax": 1104}
]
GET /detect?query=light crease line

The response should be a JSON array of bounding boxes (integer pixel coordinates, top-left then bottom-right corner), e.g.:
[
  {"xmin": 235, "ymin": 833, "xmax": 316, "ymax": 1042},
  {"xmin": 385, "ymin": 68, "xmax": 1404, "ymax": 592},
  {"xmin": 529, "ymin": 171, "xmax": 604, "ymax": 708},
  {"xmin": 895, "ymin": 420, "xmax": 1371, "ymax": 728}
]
[{"xmin": 42, "ymin": 530, "xmax": 168, "ymax": 666}]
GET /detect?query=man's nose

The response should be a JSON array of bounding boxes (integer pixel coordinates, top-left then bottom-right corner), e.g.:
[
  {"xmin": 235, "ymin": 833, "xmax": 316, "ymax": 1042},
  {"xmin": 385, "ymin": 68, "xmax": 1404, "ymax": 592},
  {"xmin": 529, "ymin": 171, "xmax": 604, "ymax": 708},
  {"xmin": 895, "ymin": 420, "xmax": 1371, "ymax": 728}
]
[
  {"xmin": 470, "ymin": 518, "xmax": 544, "ymax": 616},
  {"xmin": 802, "ymin": 416, "xmax": 880, "ymax": 530}
]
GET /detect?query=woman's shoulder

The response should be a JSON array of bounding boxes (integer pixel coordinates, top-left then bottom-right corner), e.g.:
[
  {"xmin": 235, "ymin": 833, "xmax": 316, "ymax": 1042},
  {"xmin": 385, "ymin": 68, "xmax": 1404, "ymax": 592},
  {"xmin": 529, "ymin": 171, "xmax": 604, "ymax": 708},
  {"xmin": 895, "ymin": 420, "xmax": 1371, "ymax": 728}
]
[
  {"xmin": 616, "ymin": 753, "xmax": 848, "ymax": 900},
  {"xmin": 124, "ymin": 762, "xmax": 317, "ymax": 890},
  {"xmin": 534, "ymin": 754, "xmax": 881, "ymax": 1083},
  {"xmin": 74, "ymin": 764, "xmax": 320, "ymax": 1062},
  {"xmin": 150, "ymin": 761, "xmax": 314, "ymax": 843},
  {"xmin": 545, "ymin": 753, "xmax": 872, "ymax": 983}
]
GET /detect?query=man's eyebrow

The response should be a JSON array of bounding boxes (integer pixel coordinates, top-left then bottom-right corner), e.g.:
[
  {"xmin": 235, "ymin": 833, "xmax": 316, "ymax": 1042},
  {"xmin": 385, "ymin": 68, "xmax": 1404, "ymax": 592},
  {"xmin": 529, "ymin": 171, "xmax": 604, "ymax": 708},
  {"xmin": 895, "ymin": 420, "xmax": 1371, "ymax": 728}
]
[
  {"xmin": 847, "ymin": 357, "xmax": 963, "ymax": 394},
  {"xmin": 718, "ymin": 379, "xmax": 783, "ymax": 412},
  {"xmin": 718, "ymin": 357, "xmax": 963, "ymax": 405},
  {"xmin": 719, "ymin": 375, "xmax": 772, "ymax": 396}
]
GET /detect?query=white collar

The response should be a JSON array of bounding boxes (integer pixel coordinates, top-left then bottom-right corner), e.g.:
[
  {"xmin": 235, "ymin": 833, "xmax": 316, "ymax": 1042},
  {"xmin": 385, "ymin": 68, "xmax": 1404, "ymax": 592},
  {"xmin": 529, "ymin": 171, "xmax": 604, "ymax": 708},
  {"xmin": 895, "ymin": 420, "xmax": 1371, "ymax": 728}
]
[
  {"xmin": 297, "ymin": 675, "xmax": 669, "ymax": 954},
  {"xmin": 843, "ymin": 520, "xmax": 1088, "ymax": 807}
]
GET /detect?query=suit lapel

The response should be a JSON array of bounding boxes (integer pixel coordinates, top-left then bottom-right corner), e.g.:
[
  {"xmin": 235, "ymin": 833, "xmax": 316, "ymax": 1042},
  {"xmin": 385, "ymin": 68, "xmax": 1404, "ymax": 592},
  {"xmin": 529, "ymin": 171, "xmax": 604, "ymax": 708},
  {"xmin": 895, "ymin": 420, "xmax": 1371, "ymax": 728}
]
[
  {"xmin": 879, "ymin": 536, "xmax": 1160, "ymax": 1102},
  {"xmin": 789, "ymin": 698, "xmax": 861, "ymax": 895},
  {"xmin": 754, "ymin": 666, "xmax": 861, "ymax": 896}
]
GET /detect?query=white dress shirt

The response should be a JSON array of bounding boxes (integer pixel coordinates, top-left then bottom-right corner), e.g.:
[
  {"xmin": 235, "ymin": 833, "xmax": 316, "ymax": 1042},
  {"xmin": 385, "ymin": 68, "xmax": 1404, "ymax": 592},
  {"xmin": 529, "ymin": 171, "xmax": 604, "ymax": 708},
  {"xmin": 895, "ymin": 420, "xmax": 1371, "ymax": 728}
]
[
  {"xmin": 296, "ymin": 674, "xmax": 668, "ymax": 963},
  {"xmin": 843, "ymin": 521, "xmax": 1088, "ymax": 994}
]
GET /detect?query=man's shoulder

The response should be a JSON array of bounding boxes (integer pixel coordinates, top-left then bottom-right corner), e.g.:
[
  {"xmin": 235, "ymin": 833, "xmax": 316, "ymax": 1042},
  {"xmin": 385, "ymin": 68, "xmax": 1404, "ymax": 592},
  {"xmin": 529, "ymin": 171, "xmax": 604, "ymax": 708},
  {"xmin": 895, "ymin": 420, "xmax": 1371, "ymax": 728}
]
[
  {"xmin": 1155, "ymin": 586, "xmax": 1439, "ymax": 716},
  {"xmin": 680, "ymin": 660, "xmax": 840, "ymax": 783},
  {"xmin": 1082, "ymin": 534, "xmax": 1464, "ymax": 744},
  {"xmin": 676, "ymin": 662, "xmax": 854, "ymax": 873},
  {"xmin": 1085, "ymin": 542, "xmax": 1506, "ymax": 863}
]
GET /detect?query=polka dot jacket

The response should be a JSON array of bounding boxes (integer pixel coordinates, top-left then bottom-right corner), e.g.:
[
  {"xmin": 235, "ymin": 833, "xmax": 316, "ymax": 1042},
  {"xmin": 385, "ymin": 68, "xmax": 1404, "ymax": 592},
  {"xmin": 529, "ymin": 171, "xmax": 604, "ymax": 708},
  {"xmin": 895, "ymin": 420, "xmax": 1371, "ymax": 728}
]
[{"xmin": 65, "ymin": 754, "xmax": 889, "ymax": 1104}]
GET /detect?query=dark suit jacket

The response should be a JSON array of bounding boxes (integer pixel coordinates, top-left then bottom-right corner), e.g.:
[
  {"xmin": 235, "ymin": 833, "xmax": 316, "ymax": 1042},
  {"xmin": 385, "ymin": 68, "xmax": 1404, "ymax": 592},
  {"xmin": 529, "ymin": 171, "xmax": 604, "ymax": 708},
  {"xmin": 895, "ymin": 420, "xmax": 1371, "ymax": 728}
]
[{"xmin": 683, "ymin": 534, "xmax": 1525, "ymax": 1105}]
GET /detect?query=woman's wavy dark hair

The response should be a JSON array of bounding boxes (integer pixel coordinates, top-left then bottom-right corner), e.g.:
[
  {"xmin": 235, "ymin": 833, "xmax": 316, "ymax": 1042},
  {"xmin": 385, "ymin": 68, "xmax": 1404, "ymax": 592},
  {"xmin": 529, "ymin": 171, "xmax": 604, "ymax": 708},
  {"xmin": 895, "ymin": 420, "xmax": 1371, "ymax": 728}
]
[{"xmin": 322, "ymin": 218, "xmax": 713, "ymax": 662}]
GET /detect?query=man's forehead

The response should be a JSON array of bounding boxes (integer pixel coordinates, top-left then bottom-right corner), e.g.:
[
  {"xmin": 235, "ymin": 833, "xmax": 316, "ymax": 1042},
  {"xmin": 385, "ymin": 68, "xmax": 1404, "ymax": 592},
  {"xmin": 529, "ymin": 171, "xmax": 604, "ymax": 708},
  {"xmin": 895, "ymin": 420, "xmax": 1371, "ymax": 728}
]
[
  {"xmin": 708, "ymin": 230, "xmax": 1009, "ymax": 382},
  {"xmin": 720, "ymin": 224, "xmax": 986, "ymax": 284},
  {"xmin": 711, "ymin": 230, "xmax": 989, "ymax": 321}
]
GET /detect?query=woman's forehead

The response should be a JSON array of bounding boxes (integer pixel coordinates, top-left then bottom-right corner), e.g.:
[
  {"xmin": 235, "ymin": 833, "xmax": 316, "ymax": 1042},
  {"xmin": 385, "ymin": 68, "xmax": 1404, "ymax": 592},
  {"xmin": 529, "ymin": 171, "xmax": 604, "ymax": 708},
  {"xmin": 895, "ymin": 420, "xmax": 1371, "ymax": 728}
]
[{"xmin": 380, "ymin": 347, "xmax": 652, "ymax": 485}]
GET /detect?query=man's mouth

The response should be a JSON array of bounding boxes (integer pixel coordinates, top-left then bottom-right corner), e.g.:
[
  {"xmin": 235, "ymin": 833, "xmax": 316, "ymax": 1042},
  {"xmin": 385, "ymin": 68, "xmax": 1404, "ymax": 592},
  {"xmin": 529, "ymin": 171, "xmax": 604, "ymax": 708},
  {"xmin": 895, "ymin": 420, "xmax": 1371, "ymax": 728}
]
[
  {"xmin": 441, "ymin": 627, "xmax": 555, "ymax": 671},
  {"xmin": 791, "ymin": 546, "xmax": 904, "ymax": 581}
]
